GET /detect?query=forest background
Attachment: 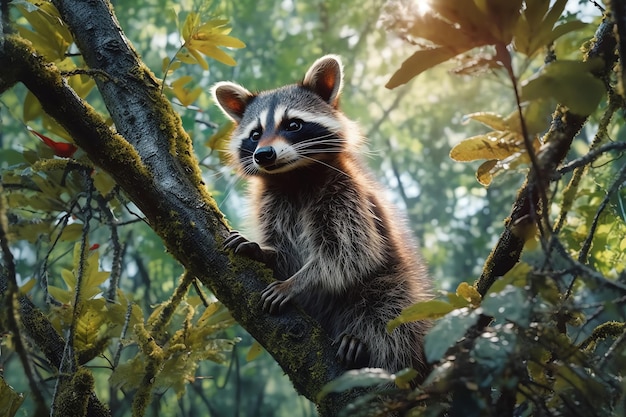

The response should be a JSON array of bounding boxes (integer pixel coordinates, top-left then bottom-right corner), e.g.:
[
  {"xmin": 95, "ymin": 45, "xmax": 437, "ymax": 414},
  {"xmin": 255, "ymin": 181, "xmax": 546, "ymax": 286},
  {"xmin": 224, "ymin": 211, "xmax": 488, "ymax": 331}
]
[{"xmin": 1, "ymin": 0, "xmax": 625, "ymax": 416}]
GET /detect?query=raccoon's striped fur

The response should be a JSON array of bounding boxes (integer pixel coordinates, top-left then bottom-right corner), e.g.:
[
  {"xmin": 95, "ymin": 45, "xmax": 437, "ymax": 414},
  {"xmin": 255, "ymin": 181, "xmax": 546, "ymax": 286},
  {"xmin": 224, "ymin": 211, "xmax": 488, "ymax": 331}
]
[{"xmin": 212, "ymin": 55, "xmax": 432, "ymax": 376}]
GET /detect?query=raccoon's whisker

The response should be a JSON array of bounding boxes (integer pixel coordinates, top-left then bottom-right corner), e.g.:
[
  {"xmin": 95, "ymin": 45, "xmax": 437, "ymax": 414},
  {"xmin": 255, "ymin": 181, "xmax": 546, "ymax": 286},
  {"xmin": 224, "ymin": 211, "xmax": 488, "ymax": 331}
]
[
  {"xmin": 298, "ymin": 154, "xmax": 350, "ymax": 178},
  {"xmin": 292, "ymin": 133, "xmax": 344, "ymax": 146},
  {"xmin": 291, "ymin": 138, "xmax": 347, "ymax": 152},
  {"xmin": 218, "ymin": 173, "xmax": 245, "ymax": 209}
]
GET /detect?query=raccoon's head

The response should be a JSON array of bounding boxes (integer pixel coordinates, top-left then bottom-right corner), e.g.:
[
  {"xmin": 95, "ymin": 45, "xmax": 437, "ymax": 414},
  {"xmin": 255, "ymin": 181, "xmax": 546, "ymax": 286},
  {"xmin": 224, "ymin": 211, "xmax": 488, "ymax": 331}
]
[{"xmin": 212, "ymin": 55, "xmax": 357, "ymax": 176}]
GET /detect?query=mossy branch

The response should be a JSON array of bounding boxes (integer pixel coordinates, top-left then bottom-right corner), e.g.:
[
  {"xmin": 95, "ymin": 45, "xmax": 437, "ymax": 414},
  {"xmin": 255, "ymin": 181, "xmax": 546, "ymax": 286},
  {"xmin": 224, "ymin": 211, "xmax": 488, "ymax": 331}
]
[
  {"xmin": 578, "ymin": 321, "xmax": 626, "ymax": 352},
  {"xmin": 476, "ymin": 16, "xmax": 618, "ymax": 297}
]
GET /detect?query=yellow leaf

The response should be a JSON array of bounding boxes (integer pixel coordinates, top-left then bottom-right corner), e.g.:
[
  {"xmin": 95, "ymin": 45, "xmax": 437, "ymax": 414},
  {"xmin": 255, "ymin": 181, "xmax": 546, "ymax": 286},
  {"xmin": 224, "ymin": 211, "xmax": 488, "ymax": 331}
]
[
  {"xmin": 206, "ymin": 121, "xmax": 234, "ymax": 164},
  {"xmin": 171, "ymin": 76, "xmax": 202, "ymax": 107},
  {"xmin": 476, "ymin": 159, "xmax": 497, "ymax": 186},
  {"xmin": 162, "ymin": 57, "xmax": 181, "ymax": 75},
  {"xmin": 187, "ymin": 47, "xmax": 209, "ymax": 70},
  {"xmin": 449, "ymin": 132, "xmax": 523, "ymax": 162},
  {"xmin": 59, "ymin": 223, "xmax": 84, "ymax": 242},
  {"xmin": 67, "ymin": 67, "xmax": 96, "ymax": 99},
  {"xmin": 49, "ymin": 285, "xmax": 72, "ymax": 304},
  {"xmin": 16, "ymin": 3, "xmax": 72, "ymax": 61},
  {"xmin": 395, "ymin": 368, "xmax": 418, "ymax": 389},
  {"xmin": 19, "ymin": 279, "xmax": 36, "ymax": 294},
  {"xmin": 456, "ymin": 282, "xmax": 482, "ymax": 306},
  {"xmin": 463, "ymin": 112, "xmax": 509, "ymax": 131},
  {"xmin": 181, "ymin": 14, "xmax": 244, "ymax": 69},
  {"xmin": 171, "ymin": 75, "xmax": 193, "ymax": 89},
  {"xmin": 193, "ymin": 33, "xmax": 245, "ymax": 49},
  {"xmin": 42, "ymin": 115, "xmax": 73, "ymax": 143},
  {"xmin": 197, "ymin": 19, "xmax": 230, "ymax": 30},
  {"xmin": 187, "ymin": 41, "xmax": 237, "ymax": 66},
  {"xmin": 23, "ymin": 91, "xmax": 42, "ymax": 122},
  {"xmin": 181, "ymin": 12, "xmax": 200, "ymax": 43},
  {"xmin": 92, "ymin": 169, "xmax": 116, "ymax": 197},
  {"xmin": 0, "ymin": 377, "xmax": 24, "ymax": 417},
  {"xmin": 110, "ymin": 356, "xmax": 146, "ymax": 391},
  {"xmin": 175, "ymin": 49, "xmax": 201, "ymax": 65},
  {"xmin": 246, "ymin": 340, "xmax": 264, "ymax": 362}
]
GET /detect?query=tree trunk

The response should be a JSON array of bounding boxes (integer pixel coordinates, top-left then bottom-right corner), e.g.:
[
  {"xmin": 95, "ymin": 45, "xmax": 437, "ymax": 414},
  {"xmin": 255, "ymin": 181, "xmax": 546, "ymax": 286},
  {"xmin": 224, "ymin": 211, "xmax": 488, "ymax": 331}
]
[{"xmin": 0, "ymin": 0, "xmax": 357, "ymax": 415}]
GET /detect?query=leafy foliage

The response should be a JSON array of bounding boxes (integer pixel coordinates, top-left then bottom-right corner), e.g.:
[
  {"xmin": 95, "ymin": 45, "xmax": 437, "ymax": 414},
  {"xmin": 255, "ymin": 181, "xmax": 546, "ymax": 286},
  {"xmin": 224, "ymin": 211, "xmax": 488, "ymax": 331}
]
[
  {"xmin": 0, "ymin": 378, "xmax": 24, "ymax": 417},
  {"xmin": 381, "ymin": 0, "xmax": 586, "ymax": 87},
  {"xmin": 162, "ymin": 10, "xmax": 245, "ymax": 106},
  {"xmin": 323, "ymin": 2, "xmax": 626, "ymax": 416},
  {"xmin": 1, "ymin": 1, "xmax": 243, "ymax": 412}
]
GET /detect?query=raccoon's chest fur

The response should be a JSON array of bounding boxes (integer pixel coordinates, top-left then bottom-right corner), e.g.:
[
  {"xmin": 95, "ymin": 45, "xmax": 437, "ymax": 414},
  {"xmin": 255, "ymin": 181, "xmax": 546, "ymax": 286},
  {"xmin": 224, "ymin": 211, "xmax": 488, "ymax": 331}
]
[
  {"xmin": 252, "ymin": 166, "xmax": 361, "ymax": 283},
  {"xmin": 250, "ymin": 161, "xmax": 391, "ymax": 292}
]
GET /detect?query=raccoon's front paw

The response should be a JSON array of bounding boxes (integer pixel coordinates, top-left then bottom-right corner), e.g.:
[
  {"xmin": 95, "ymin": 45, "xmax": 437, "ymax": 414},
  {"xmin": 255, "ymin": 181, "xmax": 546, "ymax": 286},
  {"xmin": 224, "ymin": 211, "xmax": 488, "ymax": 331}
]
[
  {"xmin": 261, "ymin": 280, "xmax": 293, "ymax": 315},
  {"xmin": 336, "ymin": 334, "xmax": 369, "ymax": 369},
  {"xmin": 224, "ymin": 231, "xmax": 268, "ymax": 263}
]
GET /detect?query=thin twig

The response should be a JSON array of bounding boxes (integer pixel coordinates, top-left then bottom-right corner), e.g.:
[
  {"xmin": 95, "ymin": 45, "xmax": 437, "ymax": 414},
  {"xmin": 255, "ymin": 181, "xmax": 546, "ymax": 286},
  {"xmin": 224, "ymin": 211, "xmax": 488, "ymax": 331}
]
[
  {"xmin": 112, "ymin": 301, "xmax": 134, "ymax": 368},
  {"xmin": 557, "ymin": 142, "xmax": 626, "ymax": 176}
]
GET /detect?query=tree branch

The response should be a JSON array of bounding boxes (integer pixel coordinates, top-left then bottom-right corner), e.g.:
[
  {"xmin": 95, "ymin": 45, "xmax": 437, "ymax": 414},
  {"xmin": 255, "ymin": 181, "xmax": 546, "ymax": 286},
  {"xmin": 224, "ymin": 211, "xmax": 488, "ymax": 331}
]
[
  {"xmin": 611, "ymin": 0, "xmax": 626, "ymax": 91},
  {"xmin": 0, "ymin": 0, "xmax": 357, "ymax": 413},
  {"xmin": 476, "ymin": 16, "xmax": 618, "ymax": 296}
]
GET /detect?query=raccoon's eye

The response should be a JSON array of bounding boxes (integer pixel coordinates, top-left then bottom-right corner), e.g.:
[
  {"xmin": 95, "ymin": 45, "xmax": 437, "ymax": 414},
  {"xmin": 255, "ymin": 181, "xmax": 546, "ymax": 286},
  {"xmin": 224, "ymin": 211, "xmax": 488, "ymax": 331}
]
[
  {"xmin": 249, "ymin": 129, "xmax": 261, "ymax": 142},
  {"xmin": 285, "ymin": 119, "xmax": 302, "ymax": 132}
]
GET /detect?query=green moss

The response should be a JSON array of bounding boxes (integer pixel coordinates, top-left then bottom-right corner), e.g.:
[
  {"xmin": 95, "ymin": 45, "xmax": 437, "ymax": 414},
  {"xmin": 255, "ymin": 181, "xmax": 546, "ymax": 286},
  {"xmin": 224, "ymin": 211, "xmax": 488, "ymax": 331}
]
[
  {"xmin": 51, "ymin": 367, "xmax": 94, "ymax": 417},
  {"xmin": 579, "ymin": 321, "xmax": 626, "ymax": 352},
  {"xmin": 31, "ymin": 158, "xmax": 93, "ymax": 172}
]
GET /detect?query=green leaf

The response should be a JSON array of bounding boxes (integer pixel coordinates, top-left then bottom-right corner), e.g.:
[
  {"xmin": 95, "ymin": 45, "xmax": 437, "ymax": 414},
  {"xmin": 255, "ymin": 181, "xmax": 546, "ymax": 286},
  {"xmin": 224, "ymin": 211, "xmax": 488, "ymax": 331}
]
[
  {"xmin": 471, "ymin": 322, "xmax": 518, "ymax": 380},
  {"xmin": 0, "ymin": 377, "xmax": 24, "ymax": 417},
  {"xmin": 488, "ymin": 262, "xmax": 531, "ymax": 294},
  {"xmin": 424, "ymin": 308, "xmax": 481, "ymax": 363},
  {"xmin": 317, "ymin": 368, "xmax": 394, "ymax": 401},
  {"xmin": 481, "ymin": 284, "xmax": 530, "ymax": 326},
  {"xmin": 394, "ymin": 368, "xmax": 418, "ymax": 389},
  {"xmin": 387, "ymin": 299, "xmax": 456, "ymax": 333},
  {"xmin": 521, "ymin": 59, "xmax": 605, "ymax": 115},
  {"xmin": 386, "ymin": 47, "xmax": 462, "ymax": 89},
  {"xmin": 110, "ymin": 355, "xmax": 146, "ymax": 391}
]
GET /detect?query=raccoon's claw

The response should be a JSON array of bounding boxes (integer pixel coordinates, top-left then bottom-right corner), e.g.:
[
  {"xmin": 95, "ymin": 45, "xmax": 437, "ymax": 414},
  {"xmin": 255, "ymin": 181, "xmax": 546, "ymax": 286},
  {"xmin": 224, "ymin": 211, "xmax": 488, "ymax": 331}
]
[
  {"xmin": 224, "ymin": 231, "xmax": 266, "ymax": 263},
  {"xmin": 337, "ymin": 334, "xmax": 369, "ymax": 369},
  {"xmin": 261, "ymin": 281, "xmax": 293, "ymax": 315}
]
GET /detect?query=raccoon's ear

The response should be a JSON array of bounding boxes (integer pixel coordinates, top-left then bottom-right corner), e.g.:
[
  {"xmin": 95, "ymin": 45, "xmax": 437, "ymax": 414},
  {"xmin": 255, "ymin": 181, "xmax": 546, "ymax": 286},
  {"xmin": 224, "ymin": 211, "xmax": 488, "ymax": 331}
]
[
  {"xmin": 211, "ymin": 82, "xmax": 255, "ymax": 122},
  {"xmin": 302, "ymin": 55, "xmax": 343, "ymax": 107}
]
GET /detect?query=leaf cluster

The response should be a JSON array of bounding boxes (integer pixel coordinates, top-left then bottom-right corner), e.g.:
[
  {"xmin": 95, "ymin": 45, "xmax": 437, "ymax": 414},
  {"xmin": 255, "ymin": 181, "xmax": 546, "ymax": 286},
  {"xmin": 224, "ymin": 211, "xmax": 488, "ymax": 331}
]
[{"xmin": 1, "ymin": 94, "xmax": 237, "ymax": 416}]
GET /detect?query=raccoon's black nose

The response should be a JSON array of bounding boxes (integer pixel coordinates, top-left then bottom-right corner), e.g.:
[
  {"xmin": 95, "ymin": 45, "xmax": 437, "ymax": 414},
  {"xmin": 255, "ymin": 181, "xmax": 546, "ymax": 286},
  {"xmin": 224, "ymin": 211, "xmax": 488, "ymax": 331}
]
[{"xmin": 254, "ymin": 146, "xmax": 277, "ymax": 166}]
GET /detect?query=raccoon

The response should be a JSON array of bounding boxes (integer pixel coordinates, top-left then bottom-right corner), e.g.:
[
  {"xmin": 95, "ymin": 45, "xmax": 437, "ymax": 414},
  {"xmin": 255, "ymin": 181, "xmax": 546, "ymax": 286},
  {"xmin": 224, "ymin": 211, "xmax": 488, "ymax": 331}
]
[{"xmin": 212, "ymin": 55, "xmax": 432, "ymax": 376}]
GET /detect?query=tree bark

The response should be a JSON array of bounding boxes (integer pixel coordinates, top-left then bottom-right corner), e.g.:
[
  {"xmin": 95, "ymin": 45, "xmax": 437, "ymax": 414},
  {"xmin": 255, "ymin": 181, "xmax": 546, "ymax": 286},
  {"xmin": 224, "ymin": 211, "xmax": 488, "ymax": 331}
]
[{"xmin": 0, "ymin": 0, "xmax": 356, "ymax": 415}]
